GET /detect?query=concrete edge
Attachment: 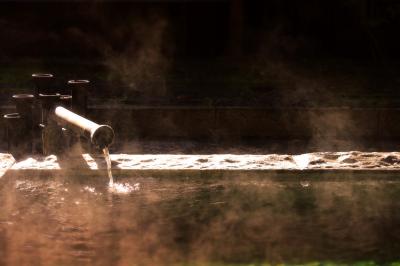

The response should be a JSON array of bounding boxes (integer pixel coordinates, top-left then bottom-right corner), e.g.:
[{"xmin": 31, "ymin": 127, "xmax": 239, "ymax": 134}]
[
  {"xmin": 0, "ymin": 155, "xmax": 15, "ymax": 179},
  {"xmin": 4, "ymin": 168, "xmax": 400, "ymax": 181}
]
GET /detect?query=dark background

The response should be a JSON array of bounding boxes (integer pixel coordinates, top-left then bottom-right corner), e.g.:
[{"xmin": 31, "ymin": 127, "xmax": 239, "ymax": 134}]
[
  {"xmin": 1, "ymin": 0, "xmax": 400, "ymax": 106},
  {"xmin": 1, "ymin": 0, "xmax": 400, "ymax": 60}
]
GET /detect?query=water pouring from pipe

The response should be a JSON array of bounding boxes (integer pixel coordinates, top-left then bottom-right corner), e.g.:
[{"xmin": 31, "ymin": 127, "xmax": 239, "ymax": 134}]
[
  {"xmin": 103, "ymin": 147, "xmax": 113, "ymax": 186},
  {"xmin": 6, "ymin": 74, "xmax": 117, "ymax": 187},
  {"xmin": 53, "ymin": 106, "xmax": 115, "ymax": 186}
]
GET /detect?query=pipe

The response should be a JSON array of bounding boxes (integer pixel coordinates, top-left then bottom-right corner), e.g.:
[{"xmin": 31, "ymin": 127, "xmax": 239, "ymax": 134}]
[
  {"xmin": 68, "ymin": 79, "xmax": 89, "ymax": 116},
  {"xmin": 32, "ymin": 73, "xmax": 55, "ymax": 96},
  {"xmin": 11, "ymin": 94, "xmax": 35, "ymax": 154},
  {"xmin": 12, "ymin": 94, "xmax": 34, "ymax": 117},
  {"xmin": 59, "ymin": 95, "xmax": 72, "ymax": 109},
  {"xmin": 54, "ymin": 106, "xmax": 114, "ymax": 149},
  {"xmin": 3, "ymin": 113, "xmax": 32, "ymax": 157}
]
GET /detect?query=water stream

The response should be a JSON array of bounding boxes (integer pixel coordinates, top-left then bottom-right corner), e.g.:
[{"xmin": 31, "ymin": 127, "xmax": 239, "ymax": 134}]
[
  {"xmin": 102, "ymin": 147, "xmax": 113, "ymax": 186},
  {"xmin": 103, "ymin": 147, "xmax": 138, "ymax": 193}
]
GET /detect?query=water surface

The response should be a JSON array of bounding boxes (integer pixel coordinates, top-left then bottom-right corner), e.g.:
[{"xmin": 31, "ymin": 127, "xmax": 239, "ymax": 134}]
[{"xmin": 0, "ymin": 174, "xmax": 399, "ymax": 265}]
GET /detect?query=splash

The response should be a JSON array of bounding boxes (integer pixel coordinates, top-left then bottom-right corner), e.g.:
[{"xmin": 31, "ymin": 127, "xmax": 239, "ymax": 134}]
[
  {"xmin": 108, "ymin": 182, "xmax": 140, "ymax": 194},
  {"xmin": 83, "ymin": 186, "xmax": 96, "ymax": 193},
  {"xmin": 103, "ymin": 148, "xmax": 140, "ymax": 194}
]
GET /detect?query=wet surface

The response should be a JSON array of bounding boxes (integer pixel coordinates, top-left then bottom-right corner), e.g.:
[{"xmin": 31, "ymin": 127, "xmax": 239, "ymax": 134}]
[
  {"xmin": 7, "ymin": 151, "xmax": 400, "ymax": 172},
  {"xmin": 0, "ymin": 175, "xmax": 400, "ymax": 265}
]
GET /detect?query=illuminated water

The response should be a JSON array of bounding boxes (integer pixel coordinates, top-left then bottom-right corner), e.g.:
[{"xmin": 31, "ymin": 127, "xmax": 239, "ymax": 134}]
[
  {"xmin": 103, "ymin": 147, "xmax": 113, "ymax": 185},
  {"xmin": 0, "ymin": 175, "xmax": 400, "ymax": 265},
  {"xmin": 103, "ymin": 147, "xmax": 138, "ymax": 194}
]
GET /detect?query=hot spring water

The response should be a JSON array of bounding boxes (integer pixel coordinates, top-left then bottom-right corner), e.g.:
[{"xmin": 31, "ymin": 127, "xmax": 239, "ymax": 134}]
[
  {"xmin": 1, "ymin": 150, "xmax": 400, "ymax": 264},
  {"xmin": 1, "ymin": 174, "xmax": 400, "ymax": 265}
]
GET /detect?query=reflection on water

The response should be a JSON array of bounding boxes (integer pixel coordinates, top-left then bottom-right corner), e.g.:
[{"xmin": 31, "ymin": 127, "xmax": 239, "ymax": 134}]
[{"xmin": 0, "ymin": 175, "xmax": 400, "ymax": 265}]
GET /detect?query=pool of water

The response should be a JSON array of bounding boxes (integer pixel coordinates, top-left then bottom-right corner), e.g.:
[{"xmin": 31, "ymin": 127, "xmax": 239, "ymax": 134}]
[{"xmin": 0, "ymin": 174, "xmax": 400, "ymax": 265}]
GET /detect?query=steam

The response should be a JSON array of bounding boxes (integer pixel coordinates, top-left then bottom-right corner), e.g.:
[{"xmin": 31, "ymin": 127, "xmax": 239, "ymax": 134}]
[
  {"xmin": 3, "ymin": 175, "xmax": 400, "ymax": 265},
  {"xmin": 101, "ymin": 13, "xmax": 171, "ymax": 98},
  {"xmin": 250, "ymin": 34, "xmax": 372, "ymax": 151}
]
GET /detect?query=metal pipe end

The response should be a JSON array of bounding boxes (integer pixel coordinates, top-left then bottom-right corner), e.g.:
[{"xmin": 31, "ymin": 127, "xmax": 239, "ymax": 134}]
[
  {"xmin": 38, "ymin": 93, "xmax": 61, "ymax": 109},
  {"xmin": 32, "ymin": 73, "xmax": 53, "ymax": 78},
  {"xmin": 3, "ymin": 113, "xmax": 20, "ymax": 119},
  {"xmin": 68, "ymin": 80, "xmax": 90, "ymax": 84},
  {"xmin": 60, "ymin": 95, "xmax": 72, "ymax": 100},
  {"xmin": 12, "ymin": 94, "xmax": 35, "ymax": 100},
  {"xmin": 32, "ymin": 73, "xmax": 55, "ymax": 96},
  {"xmin": 90, "ymin": 125, "xmax": 114, "ymax": 149},
  {"xmin": 13, "ymin": 93, "xmax": 35, "ymax": 110}
]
